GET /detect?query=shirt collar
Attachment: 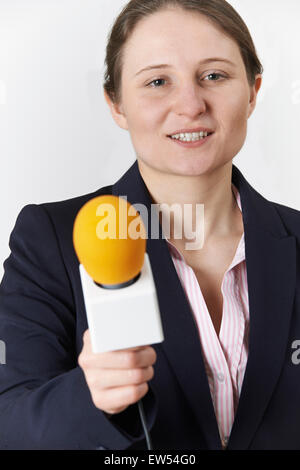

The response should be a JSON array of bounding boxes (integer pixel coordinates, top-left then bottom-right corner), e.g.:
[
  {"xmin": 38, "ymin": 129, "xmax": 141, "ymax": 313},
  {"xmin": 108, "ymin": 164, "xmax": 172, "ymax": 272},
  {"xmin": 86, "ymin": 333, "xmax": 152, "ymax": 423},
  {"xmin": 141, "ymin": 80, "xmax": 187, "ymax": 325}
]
[{"xmin": 166, "ymin": 183, "xmax": 245, "ymax": 268}]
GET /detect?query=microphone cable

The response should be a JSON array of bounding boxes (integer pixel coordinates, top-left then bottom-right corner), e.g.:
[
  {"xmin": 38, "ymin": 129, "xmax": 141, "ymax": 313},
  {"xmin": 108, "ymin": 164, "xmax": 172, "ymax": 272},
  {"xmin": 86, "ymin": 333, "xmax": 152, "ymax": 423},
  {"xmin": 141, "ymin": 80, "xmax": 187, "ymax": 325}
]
[{"xmin": 138, "ymin": 399, "xmax": 153, "ymax": 450}]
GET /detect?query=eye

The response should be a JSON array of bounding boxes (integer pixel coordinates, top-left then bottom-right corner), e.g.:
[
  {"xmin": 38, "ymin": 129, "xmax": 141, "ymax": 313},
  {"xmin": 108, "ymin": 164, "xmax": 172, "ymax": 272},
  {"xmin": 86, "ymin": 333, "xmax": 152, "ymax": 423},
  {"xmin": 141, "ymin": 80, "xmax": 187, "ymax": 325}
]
[
  {"xmin": 203, "ymin": 72, "xmax": 226, "ymax": 82},
  {"xmin": 147, "ymin": 78, "xmax": 166, "ymax": 88},
  {"xmin": 146, "ymin": 73, "xmax": 226, "ymax": 88}
]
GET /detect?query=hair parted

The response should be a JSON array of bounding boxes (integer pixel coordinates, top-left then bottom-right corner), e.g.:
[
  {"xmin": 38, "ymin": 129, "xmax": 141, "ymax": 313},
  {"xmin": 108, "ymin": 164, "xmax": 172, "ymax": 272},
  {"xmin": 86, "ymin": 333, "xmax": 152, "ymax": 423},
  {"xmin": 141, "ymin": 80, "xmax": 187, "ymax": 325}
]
[{"xmin": 103, "ymin": 0, "xmax": 263, "ymax": 104}]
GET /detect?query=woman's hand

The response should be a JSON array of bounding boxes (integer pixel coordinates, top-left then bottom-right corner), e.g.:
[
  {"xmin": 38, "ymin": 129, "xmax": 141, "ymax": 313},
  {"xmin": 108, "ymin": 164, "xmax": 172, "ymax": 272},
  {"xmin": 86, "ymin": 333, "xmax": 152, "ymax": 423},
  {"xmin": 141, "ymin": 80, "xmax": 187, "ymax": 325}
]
[{"xmin": 78, "ymin": 329, "xmax": 157, "ymax": 415}]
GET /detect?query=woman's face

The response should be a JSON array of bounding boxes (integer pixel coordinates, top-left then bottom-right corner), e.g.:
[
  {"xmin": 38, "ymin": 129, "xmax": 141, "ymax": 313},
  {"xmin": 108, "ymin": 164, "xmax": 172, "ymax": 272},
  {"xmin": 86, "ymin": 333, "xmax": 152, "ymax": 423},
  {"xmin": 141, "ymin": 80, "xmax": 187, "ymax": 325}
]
[{"xmin": 105, "ymin": 8, "xmax": 262, "ymax": 177}]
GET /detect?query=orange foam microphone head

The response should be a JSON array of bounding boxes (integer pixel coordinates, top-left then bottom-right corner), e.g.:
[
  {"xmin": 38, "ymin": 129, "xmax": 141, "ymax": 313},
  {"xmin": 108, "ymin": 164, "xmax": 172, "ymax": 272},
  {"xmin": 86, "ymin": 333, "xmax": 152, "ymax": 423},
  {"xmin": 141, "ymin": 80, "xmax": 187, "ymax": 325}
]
[{"xmin": 73, "ymin": 195, "xmax": 147, "ymax": 286}]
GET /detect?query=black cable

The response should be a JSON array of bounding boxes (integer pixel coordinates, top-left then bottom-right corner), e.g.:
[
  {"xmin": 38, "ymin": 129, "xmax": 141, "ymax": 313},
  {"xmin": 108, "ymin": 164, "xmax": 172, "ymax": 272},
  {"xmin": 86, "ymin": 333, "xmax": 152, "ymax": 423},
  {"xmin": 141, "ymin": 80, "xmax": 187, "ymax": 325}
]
[{"xmin": 138, "ymin": 399, "xmax": 153, "ymax": 450}]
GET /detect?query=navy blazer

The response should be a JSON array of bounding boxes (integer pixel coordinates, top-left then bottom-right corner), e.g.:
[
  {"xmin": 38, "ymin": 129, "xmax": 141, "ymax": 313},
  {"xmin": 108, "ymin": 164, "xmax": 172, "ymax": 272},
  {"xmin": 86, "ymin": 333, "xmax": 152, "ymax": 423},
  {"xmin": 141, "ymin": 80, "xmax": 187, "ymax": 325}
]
[{"xmin": 0, "ymin": 161, "xmax": 300, "ymax": 450}]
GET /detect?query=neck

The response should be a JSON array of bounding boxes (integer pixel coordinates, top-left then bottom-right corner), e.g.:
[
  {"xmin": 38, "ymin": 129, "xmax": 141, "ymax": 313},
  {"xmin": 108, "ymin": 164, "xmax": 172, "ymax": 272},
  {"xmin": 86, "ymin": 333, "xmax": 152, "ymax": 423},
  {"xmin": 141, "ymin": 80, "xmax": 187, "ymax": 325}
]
[{"xmin": 137, "ymin": 160, "xmax": 244, "ymax": 250}]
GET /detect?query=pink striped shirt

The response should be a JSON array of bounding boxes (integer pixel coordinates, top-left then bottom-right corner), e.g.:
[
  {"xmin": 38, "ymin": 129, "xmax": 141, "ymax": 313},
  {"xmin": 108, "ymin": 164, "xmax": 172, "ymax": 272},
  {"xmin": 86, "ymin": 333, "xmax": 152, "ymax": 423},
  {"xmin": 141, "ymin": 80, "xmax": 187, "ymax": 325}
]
[{"xmin": 165, "ymin": 184, "xmax": 249, "ymax": 449}]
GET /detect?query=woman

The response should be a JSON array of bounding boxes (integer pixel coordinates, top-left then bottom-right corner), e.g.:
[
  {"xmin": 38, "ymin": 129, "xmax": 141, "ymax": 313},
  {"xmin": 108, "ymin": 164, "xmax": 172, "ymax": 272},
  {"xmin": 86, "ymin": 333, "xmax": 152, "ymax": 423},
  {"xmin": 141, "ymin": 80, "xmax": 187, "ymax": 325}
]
[{"xmin": 0, "ymin": 0, "xmax": 299, "ymax": 450}]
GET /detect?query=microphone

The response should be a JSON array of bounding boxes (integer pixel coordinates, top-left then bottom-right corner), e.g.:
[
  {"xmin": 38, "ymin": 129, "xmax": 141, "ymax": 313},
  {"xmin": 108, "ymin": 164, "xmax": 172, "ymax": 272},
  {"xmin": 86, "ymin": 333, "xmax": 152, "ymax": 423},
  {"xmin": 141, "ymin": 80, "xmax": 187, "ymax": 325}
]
[{"xmin": 73, "ymin": 194, "xmax": 164, "ymax": 450}]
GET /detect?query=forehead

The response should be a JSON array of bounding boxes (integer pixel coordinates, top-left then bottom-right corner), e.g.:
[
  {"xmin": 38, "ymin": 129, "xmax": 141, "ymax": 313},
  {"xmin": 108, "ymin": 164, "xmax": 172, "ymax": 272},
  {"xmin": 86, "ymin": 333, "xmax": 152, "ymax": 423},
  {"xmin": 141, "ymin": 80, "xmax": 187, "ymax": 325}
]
[{"xmin": 122, "ymin": 7, "xmax": 243, "ymax": 72}]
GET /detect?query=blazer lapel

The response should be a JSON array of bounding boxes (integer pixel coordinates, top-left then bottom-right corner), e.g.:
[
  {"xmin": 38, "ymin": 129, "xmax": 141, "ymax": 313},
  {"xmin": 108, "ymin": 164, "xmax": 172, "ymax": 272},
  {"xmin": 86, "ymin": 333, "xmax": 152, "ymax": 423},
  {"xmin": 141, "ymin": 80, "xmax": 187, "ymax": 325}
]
[
  {"xmin": 112, "ymin": 161, "xmax": 297, "ymax": 450},
  {"xmin": 228, "ymin": 166, "xmax": 297, "ymax": 449},
  {"xmin": 146, "ymin": 224, "xmax": 222, "ymax": 449}
]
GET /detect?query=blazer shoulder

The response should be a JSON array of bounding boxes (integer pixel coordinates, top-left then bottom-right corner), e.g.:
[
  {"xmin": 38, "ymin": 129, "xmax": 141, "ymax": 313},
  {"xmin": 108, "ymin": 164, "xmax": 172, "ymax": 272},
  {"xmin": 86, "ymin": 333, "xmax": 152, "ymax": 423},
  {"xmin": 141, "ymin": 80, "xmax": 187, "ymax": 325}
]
[
  {"xmin": 27, "ymin": 184, "xmax": 114, "ymax": 235},
  {"xmin": 272, "ymin": 200, "xmax": 300, "ymax": 237},
  {"xmin": 40, "ymin": 184, "xmax": 113, "ymax": 218},
  {"xmin": 12, "ymin": 184, "xmax": 114, "ymax": 250}
]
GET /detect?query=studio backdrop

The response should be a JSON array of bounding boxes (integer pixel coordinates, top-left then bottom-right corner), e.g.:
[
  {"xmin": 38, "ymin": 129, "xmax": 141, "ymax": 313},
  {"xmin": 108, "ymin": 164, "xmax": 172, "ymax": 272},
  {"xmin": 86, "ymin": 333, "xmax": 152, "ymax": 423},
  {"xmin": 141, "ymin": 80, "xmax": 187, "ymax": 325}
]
[{"xmin": 0, "ymin": 0, "xmax": 299, "ymax": 279}]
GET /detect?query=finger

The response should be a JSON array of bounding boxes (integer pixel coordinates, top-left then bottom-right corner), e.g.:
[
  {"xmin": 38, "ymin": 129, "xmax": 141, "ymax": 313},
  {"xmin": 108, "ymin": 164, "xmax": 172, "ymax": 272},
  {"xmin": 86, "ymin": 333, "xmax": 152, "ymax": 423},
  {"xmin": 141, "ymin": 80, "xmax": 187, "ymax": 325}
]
[
  {"xmin": 93, "ymin": 383, "xmax": 149, "ymax": 413},
  {"xmin": 89, "ymin": 365, "xmax": 154, "ymax": 389},
  {"xmin": 80, "ymin": 346, "xmax": 157, "ymax": 370}
]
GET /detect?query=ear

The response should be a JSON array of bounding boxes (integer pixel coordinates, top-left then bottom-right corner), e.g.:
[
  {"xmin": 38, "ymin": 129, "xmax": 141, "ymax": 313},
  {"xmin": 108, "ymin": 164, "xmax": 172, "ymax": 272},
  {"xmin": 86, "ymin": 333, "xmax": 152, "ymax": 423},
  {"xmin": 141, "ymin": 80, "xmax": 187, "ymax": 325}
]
[
  {"xmin": 103, "ymin": 89, "xmax": 129, "ymax": 131},
  {"xmin": 247, "ymin": 74, "xmax": 262, "ymax": 119}
]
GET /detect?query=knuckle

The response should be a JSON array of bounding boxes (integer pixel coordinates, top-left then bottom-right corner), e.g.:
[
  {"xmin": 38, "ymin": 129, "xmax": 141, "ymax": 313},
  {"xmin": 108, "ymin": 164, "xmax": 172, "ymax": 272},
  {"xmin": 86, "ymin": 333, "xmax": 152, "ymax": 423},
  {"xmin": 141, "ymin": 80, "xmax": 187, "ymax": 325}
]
[
  {"xmin": 87, "ymin": 374, "xmax": 99, "ymax": 389},
  {"xmin": 78, "ymin": 353, "xmax": 86, "ymax": 368},
  {"xmin": 150, "ymin": 348, "xmax": 157, "ymax": 365},
  {"xmin": 79, "ymin": 353, "xmax": 91, "ymax": 370},
  {"xmin": 141, "ymin": 382, "xmax": 149, "ymax": 396},
  {"xmin": 128, "ymin": 383, "xmax": 148, "ymax": 403},
  {"xmin": 83, "ymin": 329, "xmax": 89, "ymax": 342},
  {"xmin": 91, "ymin": 390, "xmax": 104, "ymax": 410},
  {"xmin": 128, "ymin": 385, "xmax": 141, "ymax": 403},
  {"xmin": 148, "ymin": 366, "xmax": 154, "ymax": 380},
  {"xmin": 129, "ymin": 368, "xmax": 144, "ymax": 384},
  {"xmin": 124, "ymin": 351, "xmax": 138, "ymax": 368}
]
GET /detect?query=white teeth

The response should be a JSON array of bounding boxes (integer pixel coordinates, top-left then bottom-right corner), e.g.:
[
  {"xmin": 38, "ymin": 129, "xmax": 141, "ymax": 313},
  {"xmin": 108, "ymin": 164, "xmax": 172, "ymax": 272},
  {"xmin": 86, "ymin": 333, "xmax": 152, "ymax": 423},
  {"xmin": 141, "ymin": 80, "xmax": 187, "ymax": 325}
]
[{"xmin": 171, "ymin": 131, "xmax": 209, "ymax": 141}]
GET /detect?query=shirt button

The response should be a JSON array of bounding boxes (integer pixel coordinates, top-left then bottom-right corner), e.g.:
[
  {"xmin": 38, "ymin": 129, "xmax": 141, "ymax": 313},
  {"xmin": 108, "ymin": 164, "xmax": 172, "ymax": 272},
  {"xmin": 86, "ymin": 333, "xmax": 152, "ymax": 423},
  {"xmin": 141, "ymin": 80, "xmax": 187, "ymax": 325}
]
[
  {"xmin": 217, "ymin": 372, "xmax": 225, "ymax": 382},
  {"xmin": 222, "ymin": 436, "xmax": 229, "ymax": 447}
]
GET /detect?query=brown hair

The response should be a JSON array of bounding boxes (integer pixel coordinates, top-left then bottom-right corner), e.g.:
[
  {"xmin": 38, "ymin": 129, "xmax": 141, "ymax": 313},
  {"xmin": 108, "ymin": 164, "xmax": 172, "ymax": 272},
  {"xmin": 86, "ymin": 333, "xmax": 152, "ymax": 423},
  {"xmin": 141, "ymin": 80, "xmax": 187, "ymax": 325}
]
[{"xmin": 103, "ymin": 0, "xmax": 263, "ymax": 103}]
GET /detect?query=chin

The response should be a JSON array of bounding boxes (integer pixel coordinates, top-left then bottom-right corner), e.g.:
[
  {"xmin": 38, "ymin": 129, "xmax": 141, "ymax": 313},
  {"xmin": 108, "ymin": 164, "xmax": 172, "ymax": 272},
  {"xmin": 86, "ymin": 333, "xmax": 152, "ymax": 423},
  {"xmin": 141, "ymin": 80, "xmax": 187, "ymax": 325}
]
[
  {"xmin": 166, "ymin": 158, "xmax": 217, "ymax": 177},
  {"xmin": 139, "ymin": 153, "xmax": 221, "ymax": 178}
]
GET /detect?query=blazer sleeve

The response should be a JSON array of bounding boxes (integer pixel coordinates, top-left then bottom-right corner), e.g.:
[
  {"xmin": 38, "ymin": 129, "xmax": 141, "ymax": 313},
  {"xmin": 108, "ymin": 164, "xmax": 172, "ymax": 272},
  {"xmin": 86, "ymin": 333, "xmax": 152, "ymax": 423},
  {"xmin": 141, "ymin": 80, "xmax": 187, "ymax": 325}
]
[{"xmin": 0, "ymin": 204, "xmax": 157, "ymax": 450}]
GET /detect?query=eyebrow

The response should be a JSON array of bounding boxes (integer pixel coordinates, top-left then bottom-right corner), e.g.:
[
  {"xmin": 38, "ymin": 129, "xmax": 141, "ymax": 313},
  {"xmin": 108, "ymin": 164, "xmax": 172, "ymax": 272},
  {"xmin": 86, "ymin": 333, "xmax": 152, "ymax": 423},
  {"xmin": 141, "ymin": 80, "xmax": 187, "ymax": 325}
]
[{"xmin": 134, "ymin": 57, "xmax": 236, "ymax": 77}]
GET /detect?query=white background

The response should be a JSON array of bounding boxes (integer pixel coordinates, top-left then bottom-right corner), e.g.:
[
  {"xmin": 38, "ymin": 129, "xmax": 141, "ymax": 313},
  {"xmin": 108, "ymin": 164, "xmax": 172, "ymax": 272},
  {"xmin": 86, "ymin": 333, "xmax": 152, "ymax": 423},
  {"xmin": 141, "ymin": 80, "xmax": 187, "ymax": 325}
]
[{"xmin": 0, "ymin": 0, "xmax": 299, "ymax": 279}]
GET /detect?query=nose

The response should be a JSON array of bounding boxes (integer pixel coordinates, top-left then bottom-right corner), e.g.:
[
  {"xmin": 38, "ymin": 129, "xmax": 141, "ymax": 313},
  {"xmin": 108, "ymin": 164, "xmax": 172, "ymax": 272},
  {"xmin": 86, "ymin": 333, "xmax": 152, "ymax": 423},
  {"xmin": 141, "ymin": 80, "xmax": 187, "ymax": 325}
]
[{"xmin": 173, "ymin": 82, "xmax": 207, "ymax": 118}]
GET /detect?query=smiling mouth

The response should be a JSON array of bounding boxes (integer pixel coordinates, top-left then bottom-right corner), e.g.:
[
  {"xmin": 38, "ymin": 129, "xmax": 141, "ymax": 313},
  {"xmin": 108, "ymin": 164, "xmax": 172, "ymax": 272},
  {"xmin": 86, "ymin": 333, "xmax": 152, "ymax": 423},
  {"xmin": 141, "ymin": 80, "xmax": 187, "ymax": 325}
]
[
  {"xmin": 167, "ymin": 131, "xmax": 214, "ymax": 143},
  {"xmin": 167, "ymin": 131, "xmax": 213, "ymax": 142},
  {"xmin": 167, "ymin": 132, "xmax": 214, "ymax": 148}
]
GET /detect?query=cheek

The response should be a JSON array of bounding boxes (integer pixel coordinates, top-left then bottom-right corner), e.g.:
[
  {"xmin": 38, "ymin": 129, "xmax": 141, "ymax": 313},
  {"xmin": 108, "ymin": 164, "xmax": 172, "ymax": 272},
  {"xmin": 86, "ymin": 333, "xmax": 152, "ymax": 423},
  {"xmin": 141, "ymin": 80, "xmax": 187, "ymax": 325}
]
[
  {"xmin": 125, "ymin": 94, "xmax": 167, "ymax": 135},
  {"xmin": 212, "ymin": 86, "xmax": 249, "ymax": 161},
  {"xmin": 218, "ymin": 86, "xmax": 250, "ymax": 134},
  {"xmin": 125, "ymin": 103, "xmax": 164, "ymax": 162}
]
